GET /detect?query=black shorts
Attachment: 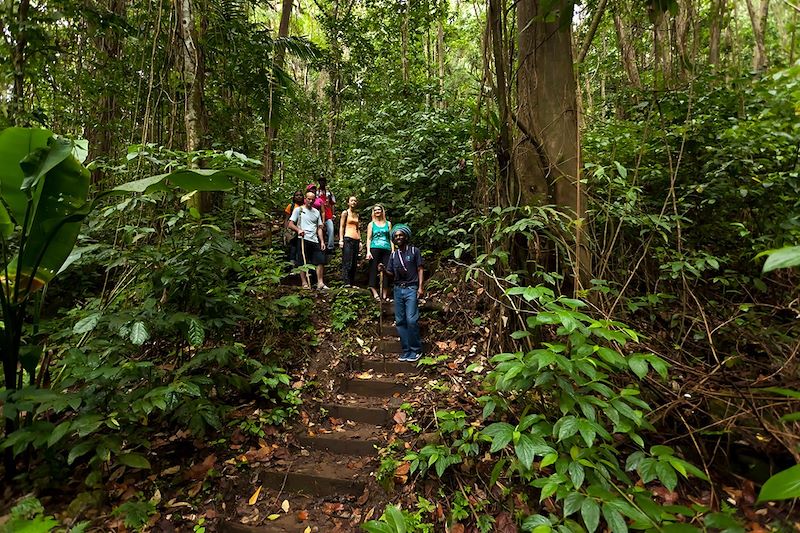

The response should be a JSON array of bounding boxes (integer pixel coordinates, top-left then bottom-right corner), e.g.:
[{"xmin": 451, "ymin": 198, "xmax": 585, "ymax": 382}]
[{"xmin": 297, "ymin": 239, "xmax": 326, "ymax": 266}]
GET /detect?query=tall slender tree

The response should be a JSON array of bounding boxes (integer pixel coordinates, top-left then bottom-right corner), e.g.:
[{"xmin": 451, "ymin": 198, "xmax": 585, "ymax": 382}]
[
  {"xmin": 263, "ymin": 0, "xmax": 294, "ymax": 182},
  {"xmin": 514, "ymin": 0, "xmax": 589, "ymax": 286}
]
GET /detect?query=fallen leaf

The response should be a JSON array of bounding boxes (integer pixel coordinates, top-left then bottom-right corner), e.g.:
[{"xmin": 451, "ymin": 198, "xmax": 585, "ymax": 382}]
[
  {"xmin": 281, "ymin": 499, "xmax": 290, "ymax": 513},
  {"xmin": 161, "ymin": 465, "xmax": 180, "ymax": 476},
  {"xmin": 297, "ymin": 510, "xmax": 309, "ymax": 521},
  {"xmin": 267, "ymin": 514, "xmax": 280, "ymax": 521},
  {"xmin": 184, "ymin": 454, "xmax": 216, "ymax": 481},
  {"xmin": 187, "ymin": 481, "xmax": 202, "ymax": 498},
  {"xmin": 451, "ymin": 525, "xmax": 465, "ymax": 533},
  {"xmin": 355, "ymin": 371, "xmax": 373, "ymax": 379},
  {"xmin": 393, "ymin": 411, "xmax": 407, "ymax": 424},
  {"xmin": 248, "ymin": 486, "xmax": 262, "ymax": 505},
  {"xmin": 322, "ymin": 502, "xmax": 345, "ymax": 515},
  {"xmin": 304, "ymin": 528, "xmax": 312, "ymax": 533},
  {"xmin": 395, "ymin": 462, "xmax": 410, "ymax": 476},
  {"xmin": 495, "ymin": 512, "xmax": 516, "ymax": 533},
  {"xmin": 393, "ymin": 424, "xmax": 407, "ymax": 434}
]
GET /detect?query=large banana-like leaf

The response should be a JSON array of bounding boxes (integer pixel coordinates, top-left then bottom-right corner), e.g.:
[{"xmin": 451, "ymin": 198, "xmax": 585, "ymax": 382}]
[
  {"xmin": 107, "ymin": 167, "xmax": 258, "ymax": 196},
  {"xmin": 5, "ymin": 139, "xmax": 91, "ymax": 296},
  {"xmin": 0, "ymin": 127, "xmax": 53, "ymax": 224}
]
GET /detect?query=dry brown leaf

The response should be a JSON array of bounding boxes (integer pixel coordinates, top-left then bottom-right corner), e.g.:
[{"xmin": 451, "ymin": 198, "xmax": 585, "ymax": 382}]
[
  {"xmin": 187, "ymin": 481, "xmax": 202, "ymax": 498},
  {"xmin": 393, "ymin": 423, "xmax": 407, "ymax": 434},
  {"xmin": 451, "ymin": 525, "xmax": 465, "ymax": 533},
  {"xmin": 323, "ymin": 502, "xmax": 345, "ymax": 515},
  {"xmin": 184, "ymin": 454, "xmax": 216, "ymax": 481},
  {"xmin": 160, "ymin": 465, "xmax": 180, "ymax": 476},
  {"xmin": 395, "ymin": 462, "xmax": 411, "ymax": 476},
  {"xmin": 248, "ymin": 486, "xmax": 262, "ymax": 505},
  {"xmin": 393, "ymin": 411, "xmax": 407, "ymax": 424}
]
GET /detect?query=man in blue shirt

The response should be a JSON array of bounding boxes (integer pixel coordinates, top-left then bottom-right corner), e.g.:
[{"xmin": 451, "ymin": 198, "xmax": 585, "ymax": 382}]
[{"xmin": 378, "ymin": 224, "xmax": 424, "ymax": 362}]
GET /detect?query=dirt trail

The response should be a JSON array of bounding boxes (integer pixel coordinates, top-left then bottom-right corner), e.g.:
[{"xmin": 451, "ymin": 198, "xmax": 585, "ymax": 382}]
[{"xmin": 219, "ymin": 299, "xmax": 425, "ymax": 532}]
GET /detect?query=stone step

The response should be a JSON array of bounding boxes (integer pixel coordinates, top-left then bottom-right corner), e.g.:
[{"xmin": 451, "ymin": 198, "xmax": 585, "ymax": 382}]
[
  {"xmin": 341, "ymin": 377, "xmax": 408, "ymax": 397},
  {"xmin": 218, "ymin": 491, "xmax": 340, "ymax": 532},
  {"xmin": 321, "ymin": 402, "xmax": 390, "ymax": 425},
  {"xmin": 297, "ymin": 424, "xmax": 384, "ymax": 456},
  {"xmin": 258, "ymin": 450, "xmax": 368, "ymax": 497},
  {"xmin": 360, "ymin": 357, "xmax": 421, "ymax": 375},
  {"xmin": 379, "ymin": 338, "xmax": 403, "ymax": 353}
]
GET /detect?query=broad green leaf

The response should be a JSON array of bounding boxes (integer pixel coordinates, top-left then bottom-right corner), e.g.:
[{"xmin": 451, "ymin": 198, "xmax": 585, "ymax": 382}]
[
  {"xmin": 515, "ymin": 433, "xmax": 536, "ymax": 469},
  {"xmin": 627, "ymin": 356, "xmax": 649, "ymax": 378},
  {"xmin": 109, "ymin": 167, "xmax": 257, "ymax": 195},
  {"xmin": 568, "ymin": 461, "xmax": 585, "ymax": 489},
  {"xmin": 556, "ymin": 416, "xmax": 579, "ymax": 441},
  {"xmin": 602, "ymin": 506, "xmax": 628, "ymax": 533},
  {"xmin": 362, "ymin": 522, "xmax": 395, "ymax": 533},
  {"xmin": 67, "ymin": 440, "xmax": 95, "ymax": 464},
  {"xmin": 580, "ymin": 498, "xmax": 600, "ymax": 533},
  {"xmin": 483, "ymin": 422, "xmax": 515, "ymax": 452},
  {"xmin": 383, "ymin": 505, "xmax": 407, "ymax": 533},
  {"xmin": 0, "ymin": 127, "xmax": 52, "ymax": 222},
  {"xmin": 757, "ymin": 464, "xmax": 800, "ymax": 502},
  {"xmin": 129, "ymin": 322, "xmax": 149, "ymax": 345},
  {"xmin": 74, "ymin": 313, "xmax": 102, "ymax": 335},
  {"xmin": 0, "ymin": 202, "xmax": 13, "ymax": 238},
  {"xmin": 2, "ymin": 131, "xmax": 91, "ymax": 296},
  {"xmin": 760, "ymin": 245, "xmax": 800, "ymax": 273},
  {"xmin": 563, "ymin": 492, "xmax": 584, "ymax": 517},
  {"xmin": 20, "ymin": 136, "xmax": 73, "ymax": 190},
  {"xmin": 186, "ymin": 317, "xmax": 205, "ymax": 347},
  {"xmin": 655, "ymin": 460, "xmax": 678, "ymax": 491},
  {"xmin": 117, "ymin": 452, "xmax": 152, "ymax": 469},
  {"xmin": 48, "ymin": 421, "xmax": 72, "ymax": 447}
]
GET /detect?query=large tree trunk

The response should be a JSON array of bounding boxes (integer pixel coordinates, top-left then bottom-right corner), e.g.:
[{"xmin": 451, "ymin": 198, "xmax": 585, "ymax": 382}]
[
  {"xmin": 263, "ymin": 0, "xmax": 293, "ymax": 182},
  {"xmin": 708, "ymin": 0, "xmax": 726, "ymax": 67},
  {"xmin": 488, "ymin": 0, "xmax": 514, "ymax": 204},
  {"xmin": 177, "ymin": 0, "xmax": 213, "ymax": 213},
  {"xmin": 10, "ymin": 0, "xmax": 30, "ymax": 125},
  {"xmin": 652, "ymin": 7, "xmax": 672, "ymax": 88},
  {"xmin": 745, "ymin": 0, "xmax": 770, "ymax": 72},
  {"xmin": 515, "ymin": 0, "xmax": 589, "ymax": 287},
  {"xmin": 674, "ymin": 0, "xmax": 694, "ymax": 78},
  {"xmin": 613, "ymin": 4, "xmax": 642, "ymax": 89},
  {"xmin": 86, "ymin": 0, "xmax": 126, "ymax": 187}
]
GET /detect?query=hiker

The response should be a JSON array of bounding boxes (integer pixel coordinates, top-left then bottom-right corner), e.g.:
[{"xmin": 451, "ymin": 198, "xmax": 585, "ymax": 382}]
[
  {"xmin": 366, "ymin": 204, "xmax": 392, "ymax": 301},
  {"xmin": 339, "ymin": 196, "xmax": 361, "ymax": 287},
  {"xmin": 377, "ymin": 224, "xmax": 424, "ymax": 362},
  {"xmin": 315, "ymin": 177, "xmax": 336, "ymax": 252},
  {"xmin": 284, "ymin": 190, "xmax": 304, "ymax": 266},
  {"xmin": 287, "ymin": 190, "xmax": 328, "ymax": 290}
]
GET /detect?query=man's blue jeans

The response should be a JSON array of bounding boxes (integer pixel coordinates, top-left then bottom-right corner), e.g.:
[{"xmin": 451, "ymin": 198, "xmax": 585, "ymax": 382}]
[
  {"xmin": 394, "ymin": 285, "xmax": 421, "ymax": 357},
  {"xmin": 324, "ymin": 219, "xmax": 335, "ymax": 250}
]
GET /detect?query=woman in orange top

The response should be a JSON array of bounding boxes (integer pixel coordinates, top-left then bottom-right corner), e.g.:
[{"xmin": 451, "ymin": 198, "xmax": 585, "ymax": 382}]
[{"xmin": 339, "ymin": 196, "xmax": 361, "ymax": 287}]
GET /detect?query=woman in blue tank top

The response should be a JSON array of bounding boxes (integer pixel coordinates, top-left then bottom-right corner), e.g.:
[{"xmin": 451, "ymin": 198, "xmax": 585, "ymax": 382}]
[{"xmin": 366, "ymin": 204, "xmax": 393, "ymax": 300}]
